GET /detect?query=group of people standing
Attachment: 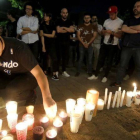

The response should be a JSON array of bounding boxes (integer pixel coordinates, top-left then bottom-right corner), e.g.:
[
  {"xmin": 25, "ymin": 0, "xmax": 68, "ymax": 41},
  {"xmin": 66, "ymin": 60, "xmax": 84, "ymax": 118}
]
[{"xmin": 2, "ymin": 1, "xmax": 140, "ymax": 87}]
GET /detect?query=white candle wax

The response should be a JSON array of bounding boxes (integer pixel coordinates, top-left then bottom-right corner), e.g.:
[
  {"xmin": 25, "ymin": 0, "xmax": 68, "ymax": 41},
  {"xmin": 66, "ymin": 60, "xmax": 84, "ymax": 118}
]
[
  {"xmin": 97, "ymin": 99, "xmax": 104, "ymax": 110},
  {"xmin": 77, "ymin": 98, "xmax": 86, "ymax": 106},
  {"xmin": 26, "ymin": 105, "xmax": 34, "ymax": 114},
  {"xmin": 1, "ymin": 130, "xmax": 8, "ymax": 137},
  {"xmin": 74, "ymin": 105, "xmax": 85, "ymax": 124},
  {"xmin": 85, "ymin": 103, "xmax": 95, "ymax": 121},
  {"xmin": 118, "ymin": 87, "xmax": 121, "ymax": 92},
  {"xmin": 104, "ymin": 88, "xmax": 108, "ymax": 105},
  {"xmin": 120, "ymin": 90, "xmax": 126, "ymax": 107},
  {"xmin": 107, "ymin": 92, "xmax": 112, "ymax": 110},
  {"xmin": 135, "ymin": 91, "xmax": 140, "ymax": 105},
  {"xmin": 66, "ymin": 99, "xmax": 76, "ymax": 117},
  {"xmin": 126, "ymin": 91, "xmax": 134, "ymax": 107},
  {"xmin": 6, "ymin": 101, "xmax": 17, "ymax": 115},
  {"xmin": 0, "ymin": 119, "xmax": 2, "ymax": 131},
  {"xmin": 112, "ymin": 91, "xmax": 118, "ymax": 108},
  {"xmin": 1, "ymin": 134, "xmax": 14, "ymax": 140},
  {"xmin": 116, "ymin": 91, "xmax": 121, "ymax": 108},
  {"xmin": 46, "ymin": 129, "xmax": 57, "ymax": 139},
  {"xmin": 7, "ymin": 114, "xmax": 18, "ymax": 133},
  {"xmin": 70, "ymin": 113, "xmax": 81, "ymax": 133}
]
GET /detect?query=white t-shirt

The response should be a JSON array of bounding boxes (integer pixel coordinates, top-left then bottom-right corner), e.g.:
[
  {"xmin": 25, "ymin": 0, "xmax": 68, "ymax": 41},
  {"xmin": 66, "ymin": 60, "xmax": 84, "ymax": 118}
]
[
  {"xmin": 93, "ymin": 24, "xmax": 103, "ymax": 44},
  {"xmin": 103, "ymin": 18, "xmax": 123, "ymax": 45}
]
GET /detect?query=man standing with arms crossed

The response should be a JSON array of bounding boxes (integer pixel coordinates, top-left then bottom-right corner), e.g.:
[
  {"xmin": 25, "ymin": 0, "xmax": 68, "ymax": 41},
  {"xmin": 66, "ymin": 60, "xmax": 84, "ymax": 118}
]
[
  {"xmin": 111, "ymin": 1, "xmax": 140, "ymax": 86},
  {"xmin": 56, "ymin": 8, "xmax": 75, "ymax": 77}
]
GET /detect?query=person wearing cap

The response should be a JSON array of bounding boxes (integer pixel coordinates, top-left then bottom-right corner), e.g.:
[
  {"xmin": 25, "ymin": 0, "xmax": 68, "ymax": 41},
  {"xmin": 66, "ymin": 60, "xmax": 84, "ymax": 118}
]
[
  {"xmin": 111, "ymin": 1, "xmax": 140, "ymax": 86},
  {"xmin": 0, "ymin": 35, "xmax": 57, "ymax": 118},
  {"xmin": 88, "ymin": 6, "xmax": 123, "ymax": 83}
]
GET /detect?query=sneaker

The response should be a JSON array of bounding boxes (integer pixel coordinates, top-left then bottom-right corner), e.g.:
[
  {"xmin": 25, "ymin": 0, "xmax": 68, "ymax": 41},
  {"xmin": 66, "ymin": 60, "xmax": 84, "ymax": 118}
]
[
  {"xmin": 110, "ymin": 82, "xmax": 121, "ymax": 87},
  {"xmin": 88, "ymin": 75, "xmax": 98, "ymax": 80},
  {"xmin": 123, "ymin": 75, "xmax": 130, "ymax": 80},
  {"xmin": 62, "ymin": 71, "xmax": 70, "ymax": 77},
  {"xmin": 75, "ymin": 72, "xmax": 80, "ymax": 77},
  {"xmin": 52, "ymin": 75, "xmax": 59, "ymax": 81},
  {"xmin": 101, "ymin": 77, "xmax": 107, "ymax": 83}
]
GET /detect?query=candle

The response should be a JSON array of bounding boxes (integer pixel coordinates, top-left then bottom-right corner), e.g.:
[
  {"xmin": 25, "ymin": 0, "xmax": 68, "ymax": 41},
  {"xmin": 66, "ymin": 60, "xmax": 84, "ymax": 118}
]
[
  {"xmin": 107, "ymin": 92, "xmax": 112, "ymax": 110},
  {"xmin": 97, "ymin": 99, "xmax": 104, "ymax": 110},
  {"xmin": 66, "ymin": 99, "xmax": 76, "ymax": 117},
  {"xmin": 1, "ymin": 134, "xmax": 14, "ymax": 140},
  {"xmin": 45, "ymin": 103, "xmax": 57, "ymax": 119},
  {"xmin": 120, "ymin": 90, "xmax": 126, "ymax": 107},
  {"xmin": 6, "ymin": 101, "xmax": 17, "ymax": 115},
  {"xmin": 46, "ymin": 129, "xmax": 57, "ymax": 140},
  {"xmin": 0, "ymin": 119, "xmax": 2, "ymax": 131},
  {"xmin": 86, "ymin": 89, "xmax": 99, "ymax": 117},
  {"xmin": 116, "ymin": 91, "xmax": 121, "ymax": 108},
  {"xmin": 33, "ymin": 126, "xmax": 44, "ymax": 140},
  {"xmin": 133, "ymin": 83, "xmax": 137, "ymax": 101},
  {"xmin": 74, "ymin": 105, "xmax": 85, "ymax": 124},
  {"xmin": 1, "ymin": 130, "xmax": 7, "ymax": 137},
  {"xmin": 135, "ymin": 91, "xmax": 140, "ymax": 105},
  {"xmin": 85, "ymin": 103, "xmax": 95, "ymax": 121},
  {"xmin": 133, "ymin": 83, "xmax": 137, "ymax": 93},
  {"xmin": 7, "ymin": 114, "xmax": 18, "ymax": 133},
  {"xmin": 104, "ymin": 88, "xmax": 108, "ymax": 105},
  {"xmin": 112, "ymin": 91, "xmax": 118, "ymax": 108},
  {"xmin": 126, "ymin": 91, "xmax": 134, "ymax": 107},
  {"xmin": 16, "ymin": 122, "xmax": 27, "ymax": 140},
  {"xmin": 59, "ymin": 111, "xmax": 68, "ymax": 124},
  {"xmin": 22, "ymin": 113, "xmax": 34, "ymax": 130},
  {"xmin": 118, "ymin": 87, "xmax": 121, "ymax": 92},
  {"xmin": 40, "ymin": 116, "xmax": 49, "ymax": 129},
  {"xmin": 70, "ymin": 112, "xmax": 81, "ymax": 133},
  {"xmin": 53, "ymin": 117, "xmax": 63, "ymax": 133},
  {"xmin": 77, "ymin": 98, "xmax": 86, "ymax": 106},
  {"xmin": 26, "ymin": 105, "xmax": 34, "ymax": 114}
]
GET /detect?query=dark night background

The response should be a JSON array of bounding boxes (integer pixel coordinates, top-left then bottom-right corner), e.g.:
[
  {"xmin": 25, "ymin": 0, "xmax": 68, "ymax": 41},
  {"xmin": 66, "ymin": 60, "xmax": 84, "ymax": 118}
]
[{"xmin": 0, "ymin": 0, "xmax": 139, "ymax": 25}]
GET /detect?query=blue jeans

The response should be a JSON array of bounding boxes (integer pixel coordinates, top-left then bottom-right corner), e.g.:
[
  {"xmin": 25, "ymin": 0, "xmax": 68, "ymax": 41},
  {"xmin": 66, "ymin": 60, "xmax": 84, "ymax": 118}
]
[
  {"xmin": 77, "ymin": 45, "xmax": 94, "ymax": 73},
  {"xmin": 116, "ymin": 47, "xmax": 140, "ymax": 84}
]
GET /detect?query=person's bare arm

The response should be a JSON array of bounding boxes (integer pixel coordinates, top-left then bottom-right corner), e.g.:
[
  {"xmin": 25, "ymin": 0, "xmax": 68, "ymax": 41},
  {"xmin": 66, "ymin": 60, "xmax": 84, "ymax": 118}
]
[
  {"xmin": 21, "ymin": 31, "xmax": 31, "ymax": 35},
  {"xmin": 40, "ymin": 30, "xmax": 46, "ymax": 52},
  {"xmin": 113, "ymin": 30, "xmax": 123, "ymax": 39},
  {"xmin": 22, "ymin": 27, "xmax": 32, "ymax": 31},
  {"xmin": 31, "ymin": 65, "xmax": 57, "ymax": 118},
  {"xmin": 43, "ymin": 31, "xmax": 56, "ymax": 38},
  {"xmin": 122, "ymin": 25, "xmax": 138, "ymax": 34},
  {"xmin": 56, "ymin": 26, "xmax": 67, "ymax": 33},
  {"xmin": 77, "ymin": 30, "xmax": 87, "ymax": 48},
  {"xmin": 88, "ymin": 32, "xmax": 97, "ymax": 45},
  {"xmin": 63, "ymin": 26, "xmax": 75, "ymax": 33},
  {"xmin": 130, "ymin": 25, "xmax": 140, "ymax": 31}
]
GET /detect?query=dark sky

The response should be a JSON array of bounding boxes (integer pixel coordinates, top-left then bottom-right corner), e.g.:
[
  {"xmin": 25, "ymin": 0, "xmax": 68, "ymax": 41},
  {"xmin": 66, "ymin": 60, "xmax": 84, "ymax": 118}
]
[{"xmin": 0, "ymin": 0, "xmax": 138, "ymax": 24}]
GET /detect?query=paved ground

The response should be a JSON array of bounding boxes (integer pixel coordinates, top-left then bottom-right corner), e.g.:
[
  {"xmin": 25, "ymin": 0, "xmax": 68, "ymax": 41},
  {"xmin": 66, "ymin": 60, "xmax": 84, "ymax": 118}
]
[{"xmin": 1, "ymin": 66, "xmax": 140, "ymax": 140}]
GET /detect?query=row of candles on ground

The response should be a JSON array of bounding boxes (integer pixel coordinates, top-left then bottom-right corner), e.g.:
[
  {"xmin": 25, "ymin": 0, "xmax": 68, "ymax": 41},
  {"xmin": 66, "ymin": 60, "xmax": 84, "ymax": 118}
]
[
  {"xmin": 0, "ymin": 83, "xmax": 139, "ymax": 140},
  {"xmin": 0, "ymin": 102, "xmax": 68, "ymax": 140},
  {"xmin": 0, "ymin": 90, "xmax": 100, "ymax": 140},
  {"xmin": 104, "ymin": 83, "xmax": 140, "ymax": 109}
]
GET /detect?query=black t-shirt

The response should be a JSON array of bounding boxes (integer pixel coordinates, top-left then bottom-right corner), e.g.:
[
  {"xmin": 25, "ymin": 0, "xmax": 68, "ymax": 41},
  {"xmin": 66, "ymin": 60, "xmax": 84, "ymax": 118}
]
[
  {"xmin": 40, "ymin": 22, "xmax": 55, "ymax": 46},
  {"xmin": 6, "ymin": 21, "xmax": 17, "ymax": 38},
  {"xmin": 122, "ymin": 17, "xmax": 140, "ymax": 48},
  {"xmin": 56, "ymin": 18, "xmax": 72, "ymax": 41},
  {"xmin": 0, "ymin": 37, "xmax": 38, "ymax": 76}
]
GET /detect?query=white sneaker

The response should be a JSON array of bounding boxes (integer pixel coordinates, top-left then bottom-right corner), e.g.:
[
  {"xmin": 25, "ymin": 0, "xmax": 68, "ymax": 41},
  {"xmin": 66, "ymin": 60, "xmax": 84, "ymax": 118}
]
[
  {"xmin": 62, "ymin": 71, "xmax": 70, "ymax": 77},
  {"xmin": 101, "ymin": 77, "xmax": 107, "ymax": 83},
  {"xmin": 88, "ymin": 75, "xmax": 98, "ymax": 80},
  {"xmin": 123, "ymin": 75, "xmax": 130, "ymax": 80}
]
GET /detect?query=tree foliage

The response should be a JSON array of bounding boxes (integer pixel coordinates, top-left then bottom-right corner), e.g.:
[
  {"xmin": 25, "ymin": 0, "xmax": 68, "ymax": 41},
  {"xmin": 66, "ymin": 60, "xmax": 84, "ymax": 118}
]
[{"xmin": 8, "ymin": 0, "xmax": 24, "ymax": 10}]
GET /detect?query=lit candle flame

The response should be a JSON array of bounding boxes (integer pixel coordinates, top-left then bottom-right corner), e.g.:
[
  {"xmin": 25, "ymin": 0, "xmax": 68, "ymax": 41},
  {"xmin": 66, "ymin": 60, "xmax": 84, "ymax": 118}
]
[
  {"xmin": 41, "ymin": 117, "xmax": 49, "ymax": 123},
  {"xmin": 133, "ymin": 83, "xmax": 137, "ymax": 87},
  {"xmin": 1, "ymin": 130, "xmax": 7, "ymax": 137}
]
